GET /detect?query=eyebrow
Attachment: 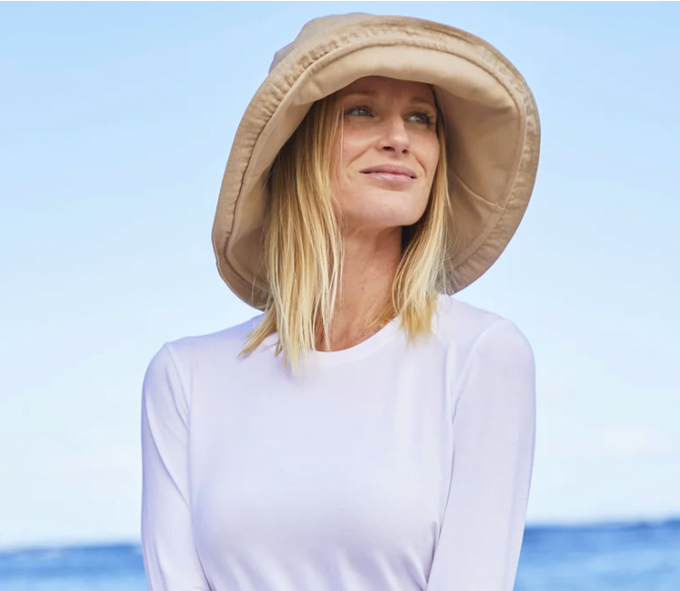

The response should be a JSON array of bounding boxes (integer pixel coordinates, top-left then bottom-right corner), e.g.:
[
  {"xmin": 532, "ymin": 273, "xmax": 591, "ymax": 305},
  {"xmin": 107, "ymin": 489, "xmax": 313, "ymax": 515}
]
[{"xmin": 341, "ymin": 89, "xmax": 436, "ymax": 109}]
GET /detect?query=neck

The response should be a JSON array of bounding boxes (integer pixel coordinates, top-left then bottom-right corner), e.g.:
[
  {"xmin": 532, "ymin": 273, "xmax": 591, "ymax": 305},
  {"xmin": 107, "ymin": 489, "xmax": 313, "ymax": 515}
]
[{"xmin": 316, "ymin": 226, "xmax": 401, "ymax": 352}]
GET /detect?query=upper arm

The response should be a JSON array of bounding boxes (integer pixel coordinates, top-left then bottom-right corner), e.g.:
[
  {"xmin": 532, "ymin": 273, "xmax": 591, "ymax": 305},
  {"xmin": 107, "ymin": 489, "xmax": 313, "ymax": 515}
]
[
  {"xmin": 140, "ymin": 343, "xmax": 212, "ymax": 591},
  {"xmin": 426, "ymin": 318, "xmax": 537, "ymax": 591}
]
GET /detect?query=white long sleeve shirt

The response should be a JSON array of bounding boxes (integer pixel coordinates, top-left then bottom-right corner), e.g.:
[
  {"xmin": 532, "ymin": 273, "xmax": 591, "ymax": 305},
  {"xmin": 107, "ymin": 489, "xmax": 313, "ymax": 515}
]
[{"xmin": 140, "ymin": 293, "xmax": 536, "ymax": 591}]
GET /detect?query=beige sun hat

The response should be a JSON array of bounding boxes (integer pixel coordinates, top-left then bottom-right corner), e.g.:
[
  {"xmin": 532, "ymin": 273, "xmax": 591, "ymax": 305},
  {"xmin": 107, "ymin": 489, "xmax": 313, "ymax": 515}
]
[{"xmin": 212, "ymin": 12, "xmax": 541, "ymax": 311}]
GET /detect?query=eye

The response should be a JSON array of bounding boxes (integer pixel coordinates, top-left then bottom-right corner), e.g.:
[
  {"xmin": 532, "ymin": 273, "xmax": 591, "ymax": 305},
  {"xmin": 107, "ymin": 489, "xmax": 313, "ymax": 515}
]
[
  {"xmin": 344, "ymin": 105, "xmax": 372, "ymax": 117},
  {"xmin": 407, "ymin": 112, "xmax": 434, "ymax": 126}
]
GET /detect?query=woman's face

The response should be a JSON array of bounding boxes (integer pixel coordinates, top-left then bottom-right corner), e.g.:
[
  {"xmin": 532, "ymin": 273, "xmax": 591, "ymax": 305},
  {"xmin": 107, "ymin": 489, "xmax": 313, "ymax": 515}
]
[{"xmin": 330, "ymin": 76, "xmax": 441, "ymax": 233}]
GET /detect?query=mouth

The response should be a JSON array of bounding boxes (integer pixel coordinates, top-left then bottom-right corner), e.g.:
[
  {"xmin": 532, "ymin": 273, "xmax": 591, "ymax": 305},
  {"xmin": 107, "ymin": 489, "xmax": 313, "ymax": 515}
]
[{"xmin": 360, "ymin": 165, "xmax": 417, "ymax": 179}]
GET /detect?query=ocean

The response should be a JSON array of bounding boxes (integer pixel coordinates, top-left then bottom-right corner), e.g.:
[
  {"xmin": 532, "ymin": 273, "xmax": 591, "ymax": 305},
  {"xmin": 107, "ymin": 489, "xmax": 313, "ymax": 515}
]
[{"xmin": 1, "ymin": 518, "xmax": 678, "ymax": 591}]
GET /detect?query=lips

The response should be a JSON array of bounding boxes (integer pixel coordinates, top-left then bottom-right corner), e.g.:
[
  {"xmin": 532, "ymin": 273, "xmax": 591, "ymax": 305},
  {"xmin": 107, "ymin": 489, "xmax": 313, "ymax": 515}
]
[{"xmin": 360, "ymin": 164, "xmax": 417, "ymax": 179}]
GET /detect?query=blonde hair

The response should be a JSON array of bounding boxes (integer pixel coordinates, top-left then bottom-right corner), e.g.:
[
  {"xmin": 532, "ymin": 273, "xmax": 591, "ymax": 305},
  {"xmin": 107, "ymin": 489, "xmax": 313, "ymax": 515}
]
[{"xmin": 239, "ymin": 88, "xmax": 456, "ymax": 377}]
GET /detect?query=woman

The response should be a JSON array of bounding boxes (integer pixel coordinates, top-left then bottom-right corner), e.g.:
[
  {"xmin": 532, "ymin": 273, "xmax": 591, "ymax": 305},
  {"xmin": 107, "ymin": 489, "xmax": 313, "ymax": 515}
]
[{"xmin": 141, "ymin": 13, "xmax": 540, "ymax": 591}]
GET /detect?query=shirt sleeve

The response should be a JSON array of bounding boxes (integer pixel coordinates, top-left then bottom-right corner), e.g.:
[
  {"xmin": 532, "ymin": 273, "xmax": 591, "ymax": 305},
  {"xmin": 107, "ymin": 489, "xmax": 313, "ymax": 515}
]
[
  {"xmin": 426, "ymin": 318, "xmax": 537, "ymax": 591},
  {"xmin": 140, "ymin": 343, "xmax": 212, "ymax": 591}
]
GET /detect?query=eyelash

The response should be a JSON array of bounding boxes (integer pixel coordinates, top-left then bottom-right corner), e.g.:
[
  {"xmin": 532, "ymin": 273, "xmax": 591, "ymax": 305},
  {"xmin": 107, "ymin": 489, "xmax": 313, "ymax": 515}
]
[{"xmin": 344, "ymin": 105, "xmax": 434, "ymax": 126}]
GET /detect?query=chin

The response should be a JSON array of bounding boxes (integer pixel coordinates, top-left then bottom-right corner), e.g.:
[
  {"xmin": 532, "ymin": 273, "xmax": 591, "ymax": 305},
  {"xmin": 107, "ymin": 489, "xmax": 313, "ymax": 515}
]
[
  {"xmin": 340, "ymin": 190, "xmax": 428, "ymax": 228},
  {"xmin": 375, "ymin": 195, "xmax": 428, "ymax": 225},
  {"xmin": 352, "ymin": 210, "xmax": 426, "ymax": 231}
]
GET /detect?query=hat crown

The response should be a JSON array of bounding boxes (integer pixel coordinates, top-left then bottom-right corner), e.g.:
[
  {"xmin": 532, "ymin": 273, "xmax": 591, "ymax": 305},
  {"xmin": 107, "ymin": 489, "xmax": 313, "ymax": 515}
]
[{"xmin": 268, "ymin": 12, "xmax": 373, "ymax": 73}]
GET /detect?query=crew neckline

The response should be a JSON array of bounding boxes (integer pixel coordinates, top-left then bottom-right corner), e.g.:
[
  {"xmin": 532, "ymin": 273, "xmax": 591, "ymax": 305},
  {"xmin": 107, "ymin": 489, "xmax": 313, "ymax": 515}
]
[
  {"xmin": 306, "ymin": 314, "xmax": 403, "ymax": 367},
  {"xmin": 253, "ymin": 294, "xmax": 451, "ymax": 368},
  {"xmin": 254, "ymin": 311, "xmax": 403, "ymax": 368}
]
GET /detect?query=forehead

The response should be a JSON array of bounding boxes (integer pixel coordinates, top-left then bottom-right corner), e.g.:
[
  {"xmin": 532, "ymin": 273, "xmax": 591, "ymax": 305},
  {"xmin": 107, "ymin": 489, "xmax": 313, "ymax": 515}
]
[{"xmin": 336, "ymin": 76, "xmax": 435, "ymax": 103}]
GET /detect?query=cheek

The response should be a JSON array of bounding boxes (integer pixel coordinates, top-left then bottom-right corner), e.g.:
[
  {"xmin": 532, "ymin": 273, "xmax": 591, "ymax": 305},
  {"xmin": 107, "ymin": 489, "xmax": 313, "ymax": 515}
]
[
  {"xmin": 424, "ymin": 139, "xmax": 441, "ymax": 178},
  {"xmin": 331, "ymin": 132, "xmax": 370, "ymax": 189},
  {"xmin": 412, "ymin": 135, "xmax": 440, "ymax": 181},
  {"xmin": 340, "ymin": 129, "xmax": 370, "ymax": 163}
]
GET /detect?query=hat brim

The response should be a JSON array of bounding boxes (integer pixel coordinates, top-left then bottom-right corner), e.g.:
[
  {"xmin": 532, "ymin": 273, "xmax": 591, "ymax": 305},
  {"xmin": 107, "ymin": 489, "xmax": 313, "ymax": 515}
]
[{"xmin": 212, "ymin": 15, "xmax": 540, "ymax": 310}]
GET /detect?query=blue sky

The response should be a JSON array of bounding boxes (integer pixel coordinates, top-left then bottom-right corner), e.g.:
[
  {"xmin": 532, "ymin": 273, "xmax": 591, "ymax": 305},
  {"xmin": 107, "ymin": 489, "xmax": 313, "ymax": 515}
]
[{"xmin": 1, "ymin": 2, "xmax": 678, "ymax": 550}]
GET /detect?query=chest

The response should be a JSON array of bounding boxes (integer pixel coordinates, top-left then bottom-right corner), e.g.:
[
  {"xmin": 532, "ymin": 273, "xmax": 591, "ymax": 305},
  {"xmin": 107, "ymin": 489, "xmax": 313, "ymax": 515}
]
[{"xmin": 189, "ymin": 349, "xmax": 453, "ymax": 563}]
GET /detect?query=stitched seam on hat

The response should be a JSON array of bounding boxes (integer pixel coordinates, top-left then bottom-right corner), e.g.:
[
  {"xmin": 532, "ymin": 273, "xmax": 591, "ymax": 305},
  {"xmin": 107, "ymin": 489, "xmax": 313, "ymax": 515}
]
[{"xmin": 448, "ymin": 168, "xmax": 503, "ymax": 211}]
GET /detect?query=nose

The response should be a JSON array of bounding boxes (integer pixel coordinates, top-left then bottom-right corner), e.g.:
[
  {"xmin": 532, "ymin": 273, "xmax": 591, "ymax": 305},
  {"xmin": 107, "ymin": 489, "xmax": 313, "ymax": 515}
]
[{"xmin": 379, "ymin": 116, "xmax": 410, "ymax": 154}]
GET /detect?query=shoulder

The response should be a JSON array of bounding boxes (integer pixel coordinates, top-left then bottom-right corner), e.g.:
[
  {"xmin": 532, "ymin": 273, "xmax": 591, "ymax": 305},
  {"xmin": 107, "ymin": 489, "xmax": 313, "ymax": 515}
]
[
  {"xmin": 141, "ymin": 315, "xmax": 264, "ymax": 417},
  {"xmin": 433, "ymin": 293, "xmax": 535, "ymax": 384},
  {"xmin": 147, "ymin": 314, "xmax": 261, "ymax": 377},
  {"xmin": 434, "ymin": 293, "xmax": 529, "ymax": 348},
  {"xmin": 430, "ymin": 296, "xmax": 536, "ymax": 430}
]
